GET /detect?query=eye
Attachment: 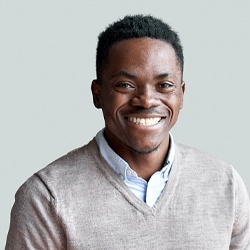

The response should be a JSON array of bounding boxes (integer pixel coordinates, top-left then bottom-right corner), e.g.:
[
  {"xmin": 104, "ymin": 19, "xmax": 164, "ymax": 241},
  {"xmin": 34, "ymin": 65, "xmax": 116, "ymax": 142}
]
[
  {"xmin": 113, "ymin": 82, "xmax": 135, "ymax": 93},
  {"xmin": 116, "ymin": 83, "xmax": 133, "ymax": 88},
  {"xmin": 157, "ymin": 82, "xmax": 174, "ymax": 92},
  {"xmin": 159, "ymin": 82, "xmax": 173, "ymax": 88}
]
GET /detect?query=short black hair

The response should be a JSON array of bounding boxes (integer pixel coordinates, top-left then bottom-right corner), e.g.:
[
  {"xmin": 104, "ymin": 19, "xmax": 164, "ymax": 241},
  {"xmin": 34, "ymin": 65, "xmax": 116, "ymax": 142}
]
[{"xmin": 96, "ymin": 14, "xmax": 184, "ymax": 80}]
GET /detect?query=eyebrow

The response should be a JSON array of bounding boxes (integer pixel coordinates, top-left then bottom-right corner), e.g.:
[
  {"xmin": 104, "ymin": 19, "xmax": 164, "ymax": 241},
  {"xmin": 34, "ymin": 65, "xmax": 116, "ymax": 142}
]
[
  {"xmin": 155, "ymin": 72, "xmax": 177, "ymax": 80},
  {"xmin": 111, "ymin": 71, "xmax": 177, "ymax": 80},
  {"xmin": 111, "ymin": 71, "xmax": 136, "ymax": 79}
]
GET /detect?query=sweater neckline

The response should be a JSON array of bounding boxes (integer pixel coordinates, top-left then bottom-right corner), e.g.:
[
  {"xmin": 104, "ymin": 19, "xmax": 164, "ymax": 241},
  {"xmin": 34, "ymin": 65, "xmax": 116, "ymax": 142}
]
[{"xmin": 89, "ymin": 139, "xmax": 181, "ymax": 215}]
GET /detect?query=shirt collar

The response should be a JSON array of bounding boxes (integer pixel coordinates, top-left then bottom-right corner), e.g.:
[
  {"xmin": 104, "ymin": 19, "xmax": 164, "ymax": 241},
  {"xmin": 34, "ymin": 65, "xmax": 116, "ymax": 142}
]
[{"xmin": 95, "ymin": 129, "xmax": 175, "ymax": 180}]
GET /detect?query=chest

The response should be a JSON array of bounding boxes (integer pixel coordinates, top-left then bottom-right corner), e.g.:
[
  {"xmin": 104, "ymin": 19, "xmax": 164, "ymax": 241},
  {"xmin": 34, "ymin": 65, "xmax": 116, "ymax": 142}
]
[{"xmin": 57, "ymin": 180, "xmax": 234, "ymax": 249}]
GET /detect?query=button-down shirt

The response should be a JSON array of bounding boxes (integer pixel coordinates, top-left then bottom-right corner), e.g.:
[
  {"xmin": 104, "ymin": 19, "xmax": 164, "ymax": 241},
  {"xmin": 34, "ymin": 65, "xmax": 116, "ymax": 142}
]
[{"xmin": 95, "ymin": 129, "xmax": 175, "ymax": 207}]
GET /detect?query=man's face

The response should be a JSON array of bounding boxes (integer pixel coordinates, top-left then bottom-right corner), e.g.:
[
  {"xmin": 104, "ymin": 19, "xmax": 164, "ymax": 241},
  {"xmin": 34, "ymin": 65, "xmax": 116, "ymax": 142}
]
[{"xmin": 92, "ymin": 37, "xmax": 185, "ymax": 156}]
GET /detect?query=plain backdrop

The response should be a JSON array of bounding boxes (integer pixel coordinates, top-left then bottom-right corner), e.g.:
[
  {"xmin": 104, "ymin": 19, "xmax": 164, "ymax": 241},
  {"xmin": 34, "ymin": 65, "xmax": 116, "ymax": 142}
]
[{"xmin": 1, "ymin": 0, "xmax": 250, "ymax": 247}]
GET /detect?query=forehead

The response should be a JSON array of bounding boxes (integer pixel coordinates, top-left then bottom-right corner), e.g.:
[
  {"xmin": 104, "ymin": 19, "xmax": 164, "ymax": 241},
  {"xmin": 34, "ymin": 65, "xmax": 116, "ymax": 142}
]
[{"xmin": 102, "ymin": 37, "xmax": 181, "ymax": 80}]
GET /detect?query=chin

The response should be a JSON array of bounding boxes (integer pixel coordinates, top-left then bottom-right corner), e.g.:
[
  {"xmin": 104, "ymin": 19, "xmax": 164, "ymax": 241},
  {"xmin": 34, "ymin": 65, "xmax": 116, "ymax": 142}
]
[{"xmin": 127, "ymin": 144, "xmax": 160, "ymax": 155}]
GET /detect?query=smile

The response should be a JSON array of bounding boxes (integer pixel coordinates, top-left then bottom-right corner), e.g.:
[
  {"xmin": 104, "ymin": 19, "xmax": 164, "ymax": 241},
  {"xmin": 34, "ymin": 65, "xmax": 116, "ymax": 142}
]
[{"xmin": 128, "ymin": 117, "xmax": 162, "ymax": 126}]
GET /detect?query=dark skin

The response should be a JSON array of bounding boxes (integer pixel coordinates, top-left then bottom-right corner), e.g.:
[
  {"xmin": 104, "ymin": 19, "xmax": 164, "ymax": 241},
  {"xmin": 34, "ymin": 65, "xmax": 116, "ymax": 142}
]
[{"xmin": 92, "ymin": 38, "xmax": 185, "ymax": 181}]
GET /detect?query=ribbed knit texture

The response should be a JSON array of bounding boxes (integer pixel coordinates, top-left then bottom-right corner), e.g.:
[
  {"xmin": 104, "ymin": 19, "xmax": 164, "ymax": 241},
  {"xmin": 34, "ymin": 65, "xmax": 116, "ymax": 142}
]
[{"xmin": 6, "ymin": 139, "xmax": 250, "ymax": 249}]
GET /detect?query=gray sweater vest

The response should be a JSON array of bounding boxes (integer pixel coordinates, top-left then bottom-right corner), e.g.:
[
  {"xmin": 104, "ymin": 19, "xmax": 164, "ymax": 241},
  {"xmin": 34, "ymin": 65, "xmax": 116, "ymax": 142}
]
[{"xmin": 6, "ymin": 139, "xmax": 250, "ymax": 249}]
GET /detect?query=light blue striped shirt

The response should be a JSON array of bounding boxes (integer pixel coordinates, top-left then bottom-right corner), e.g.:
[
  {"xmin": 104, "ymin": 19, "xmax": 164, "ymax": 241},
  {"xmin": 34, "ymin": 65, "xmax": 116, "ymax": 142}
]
[{"xmin": 95, "ymin": 130, "xmax": 175, "ymax": 207}]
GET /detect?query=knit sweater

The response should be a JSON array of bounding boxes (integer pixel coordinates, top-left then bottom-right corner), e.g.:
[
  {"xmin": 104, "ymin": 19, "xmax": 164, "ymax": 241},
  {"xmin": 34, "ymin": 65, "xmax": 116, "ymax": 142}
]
[{"xmin": 5, "ymin": 139, "xmax": 250, "ymax": 249}]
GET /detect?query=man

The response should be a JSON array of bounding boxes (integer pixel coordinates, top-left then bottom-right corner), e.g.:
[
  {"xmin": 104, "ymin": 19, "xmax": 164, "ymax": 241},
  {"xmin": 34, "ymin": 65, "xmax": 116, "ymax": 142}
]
[{"xmin": 6, "ymin": 15, "xmax": 250, "ymax": 249}]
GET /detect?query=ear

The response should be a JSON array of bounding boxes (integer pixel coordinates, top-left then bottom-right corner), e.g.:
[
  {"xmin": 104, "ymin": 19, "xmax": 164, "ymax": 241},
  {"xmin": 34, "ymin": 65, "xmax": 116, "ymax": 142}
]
[
  {"xmin": 91, "ymin": 80, "xmax": 102, "ymax": 109},
  {"xmin": 180, "ymin": 81, "xmax": 185, "ymax": 109}
]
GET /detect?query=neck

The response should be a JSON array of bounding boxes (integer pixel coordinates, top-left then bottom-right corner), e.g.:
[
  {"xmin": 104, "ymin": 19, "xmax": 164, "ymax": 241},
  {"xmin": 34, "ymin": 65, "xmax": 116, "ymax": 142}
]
[
  {"xmin": 105, "ymin": 136, "xmax": 170, "ymax": 182},
  {"xmin": 125, "ymin": 144, "xmax": 169, "ymax": 181},
  {"xmin": 103, "ymin": 129, "xmax": 170, "ymax": 181}
]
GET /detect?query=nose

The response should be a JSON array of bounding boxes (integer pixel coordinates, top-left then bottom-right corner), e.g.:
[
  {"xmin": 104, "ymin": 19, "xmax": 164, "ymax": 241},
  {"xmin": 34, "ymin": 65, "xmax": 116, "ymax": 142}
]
[{"xmin": 130, "ymin": 85, "xmax": 160, "ymax": 108}]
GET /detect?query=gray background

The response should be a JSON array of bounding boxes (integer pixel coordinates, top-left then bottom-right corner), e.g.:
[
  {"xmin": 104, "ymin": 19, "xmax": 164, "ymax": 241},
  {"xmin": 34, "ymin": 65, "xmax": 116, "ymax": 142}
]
[{"xmin": 1, "ymin": 0, "xmax": 250, "ymax": 247}]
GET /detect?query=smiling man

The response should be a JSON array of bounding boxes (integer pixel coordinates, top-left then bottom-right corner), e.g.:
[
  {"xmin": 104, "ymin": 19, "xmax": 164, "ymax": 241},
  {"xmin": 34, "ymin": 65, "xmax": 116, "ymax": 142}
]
[{"xmin": 6, "ymin": 15, "xmax": 250, "ymax": 249}]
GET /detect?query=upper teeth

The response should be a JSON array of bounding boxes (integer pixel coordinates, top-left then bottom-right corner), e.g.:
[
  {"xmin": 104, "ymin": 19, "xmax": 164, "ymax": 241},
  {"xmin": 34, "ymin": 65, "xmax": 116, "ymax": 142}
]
[{"xmin": 128, "ymin": 117, "xmax": 161, "ymax": 126}]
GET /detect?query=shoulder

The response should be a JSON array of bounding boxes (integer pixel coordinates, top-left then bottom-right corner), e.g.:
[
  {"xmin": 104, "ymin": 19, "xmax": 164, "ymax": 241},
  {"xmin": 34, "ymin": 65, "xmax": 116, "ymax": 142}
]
[
  {"xmin": 45, "ymin": 138, "xmax": 99, "ymax": 170},
  {"xmin": 38, "ymin": 138, "xmax": 100, "ymax": 179},
  {"xmin": 16, "ymin": 139, "xmax": 104, "ymax": 201},
  {"xmin": 174, "ymin": 142, "xmax": 249, "ymax": 201},
  {"xmin": 174, "ymin": 141, "xmax": 249, "ymax": 204},
  {"xmin": 173, "ymin": 142, "xmax": 242, "ymax": 188},
  {"xmin": 175, "ymin": 142, "xmax": 233, "ymax": 171}
]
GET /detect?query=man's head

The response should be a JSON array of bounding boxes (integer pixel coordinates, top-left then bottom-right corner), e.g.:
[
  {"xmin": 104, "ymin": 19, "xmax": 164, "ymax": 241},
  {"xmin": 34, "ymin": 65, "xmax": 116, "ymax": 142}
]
[
  {"xmin": 96, "ymin": 15, "xmax": 184, "ymax": 81},
  {"xmin": 92, "ymin": 15, "xmax": 185, "ymax": 160}
]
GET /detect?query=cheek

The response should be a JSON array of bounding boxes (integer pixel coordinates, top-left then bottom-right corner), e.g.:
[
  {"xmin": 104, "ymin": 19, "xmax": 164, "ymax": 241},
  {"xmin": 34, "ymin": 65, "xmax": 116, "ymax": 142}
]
[
  {"xmin": 101, "ymin": 94, "xmax": 126, "ymax": 120},
  {"xmin": 162, "ymin": 94, "xmax": 183, "ymax": 116}
]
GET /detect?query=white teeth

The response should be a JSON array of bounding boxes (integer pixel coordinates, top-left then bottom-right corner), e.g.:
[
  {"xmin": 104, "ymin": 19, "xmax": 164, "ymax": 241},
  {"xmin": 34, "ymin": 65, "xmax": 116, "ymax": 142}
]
[{"xmin": 128, "ymin": 117, "xmax": 161, "ymax": 126}]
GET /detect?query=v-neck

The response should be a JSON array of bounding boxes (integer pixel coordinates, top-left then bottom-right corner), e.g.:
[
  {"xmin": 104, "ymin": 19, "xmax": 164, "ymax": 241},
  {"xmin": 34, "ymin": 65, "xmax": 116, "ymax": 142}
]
[{"xmin": 90, "ymin": 139, "xmax": 181, "ymax": 216}]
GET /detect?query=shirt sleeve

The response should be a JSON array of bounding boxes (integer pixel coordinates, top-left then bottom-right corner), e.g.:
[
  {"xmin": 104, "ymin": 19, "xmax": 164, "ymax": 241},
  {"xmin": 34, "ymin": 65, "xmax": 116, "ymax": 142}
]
[
  {"xmin": 230, "ymin": 170, "xmax": 250, "ymax": 250},
  {"xmin": 5, "ymin": 174, "xmax": 66, "ymax": 250}
]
